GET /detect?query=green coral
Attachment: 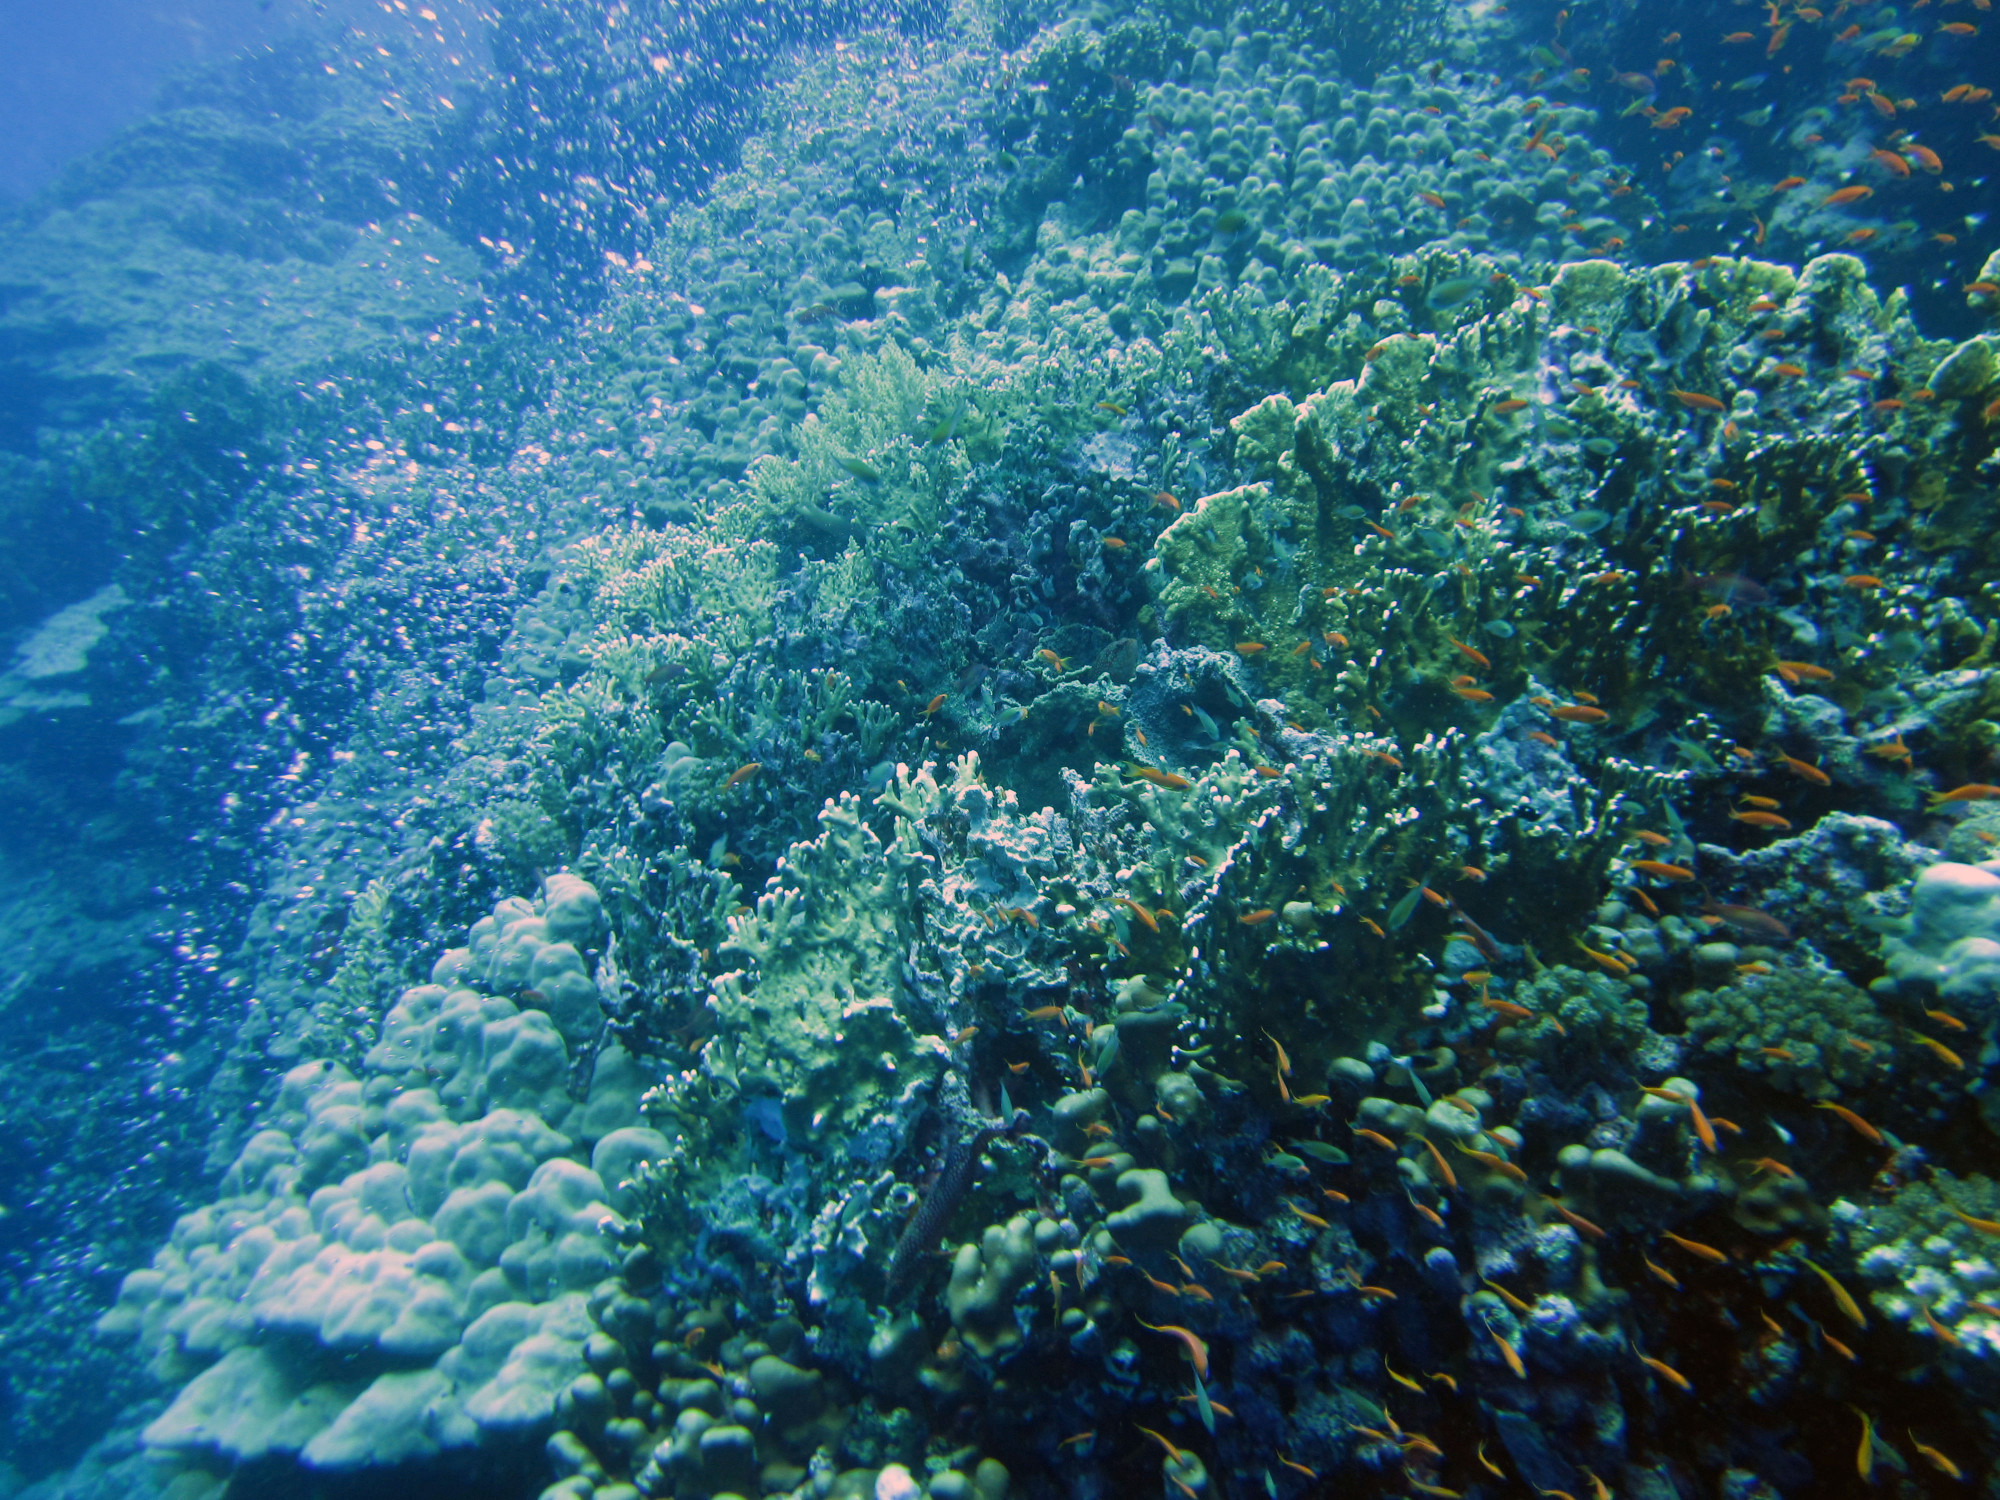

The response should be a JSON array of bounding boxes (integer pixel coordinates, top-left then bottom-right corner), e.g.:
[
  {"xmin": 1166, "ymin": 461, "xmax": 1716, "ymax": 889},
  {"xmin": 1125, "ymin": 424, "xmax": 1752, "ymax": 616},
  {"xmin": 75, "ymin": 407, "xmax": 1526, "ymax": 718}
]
[
  {"xmin": 642, "ymin": 794, "xmax": 948, "ymax": 1196},
  {"xmin": 300, "ymin": 879, "xmax": 402, "ymax": 1069},
  {"xmin": 1673, "ymin": 962, "xmax": 1892, "ymax": 1100},
  {"xmin": 566, "ymin": 521, "xmax": 782, "ymax": 660},
  {"xmin": 1149, "ymin": 482, "xmax": 1276, "ymax": 642},
  {"xmin": 746, "ymin": 341, "xmax": 983, "ymax": 562},
  {"xmin": 1515, "ymin": 964, "xmax": 1654, "ymax": 1052}
]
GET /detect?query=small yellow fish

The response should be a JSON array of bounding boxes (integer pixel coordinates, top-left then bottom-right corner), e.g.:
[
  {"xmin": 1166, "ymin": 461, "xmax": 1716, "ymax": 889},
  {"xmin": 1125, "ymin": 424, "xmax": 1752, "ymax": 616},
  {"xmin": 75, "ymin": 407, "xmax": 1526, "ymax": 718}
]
[
  {"xmin": 1800, "ymin": 1256, "xmax": 1868, "ymax": 1328},
  {"xmin": 1638, "ymin": 1353, "xmax": 1692, "ymax": 1391},
  {"xmin": 1909, "ymin": 1432, "xmax": 1963, "ymax": 1480},
  {"xmin": 1911, "ymin": 1033, "xmax": 1966, "ymax": 1070},
  {"xmin": 1951, "ymin": 1207, "xmax": 2000, "ymax": 1236}
]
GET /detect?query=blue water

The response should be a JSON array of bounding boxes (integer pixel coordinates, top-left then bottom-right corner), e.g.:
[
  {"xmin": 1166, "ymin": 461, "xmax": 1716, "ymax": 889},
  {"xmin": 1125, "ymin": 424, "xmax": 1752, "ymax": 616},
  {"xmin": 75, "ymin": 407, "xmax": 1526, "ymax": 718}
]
[{"xmin": 2, "ymin": 0, "xmax": 1999, "ymax": 1496}]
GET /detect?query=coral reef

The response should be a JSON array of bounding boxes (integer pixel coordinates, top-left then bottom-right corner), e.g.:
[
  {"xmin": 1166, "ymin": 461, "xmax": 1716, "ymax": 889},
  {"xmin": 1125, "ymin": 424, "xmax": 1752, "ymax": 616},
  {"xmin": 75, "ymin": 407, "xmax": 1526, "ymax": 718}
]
[{"xmin": 10, "ymin": 0, "xmax": 2000, "ymax": 1495}]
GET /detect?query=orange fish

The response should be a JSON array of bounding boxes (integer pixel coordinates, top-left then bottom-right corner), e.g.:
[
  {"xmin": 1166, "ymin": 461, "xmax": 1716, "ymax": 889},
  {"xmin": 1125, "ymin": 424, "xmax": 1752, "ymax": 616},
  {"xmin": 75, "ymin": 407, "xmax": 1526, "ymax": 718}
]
[
  {"xmin": 1578, "ymin": 941, "xmax": 1633, "ymax": 975},
  {"xmin": 1137, "ymin": 1320, "xmax": 1210, "ymax": 1377},
  {"xmin": 1136, "ymin": 1425, "xmax": 1185, "ymax": 1462},
  {"xmin": 1115, "ymin": 896, "xmax": 1160, "ymax": 933},
  {"xmin": 1552, "ymin": 704, "xmax": 1609, "ymax": 723},
  {"xmin": 1687, "ymin": 1098, "xmax": 1720, "ymax": 1152},
  {"xmin": 1910, "ymin": 1435, "xmax": 1963, "ymax": 1481},
  {"xmin": 1639, "ymin": 1353, "xmax": 1693, "ymax": 1391},
  {"xmin": 1911, "ymin": 1033, "xmax": 1965, "ymax": 1070},
  {"xmin": 1773, "ymin": 175, "xmax": 1806, "ymax": 191},
  {"xmin": 1630, "ymin": 860, "xmax": 1696, "ymax": 881},
  {"xmin": 1447, "ymin": 636, "xmax": 1492, "ymax": 669},
  {"xmin": 1671, "ymin": 388, "xmax": 1727, "ymax": 411},
  {"xmin": 1929, "ymin": 784, "xmax": 2000, "ymax": 805},
  {"xmin": 1662, "ymin": 1230, "xmax": 1729, "ymax": 1263},
  {"xmin": 1544, "ymin": 1198, "xmax": 1608, "ymax": 1241},
  {"xmin": 1822, "ymin": 184, "xmax": 1874, "ymax": 204},
  {"xmin": 1946, "ymin": 1209, "xmax": 2000, "ymax": 1246},
  {"xmin": 1456, "ymin": 1142, "xmax": 1530, "ymax": 1182},
  {"xmin": 1415, "ymin": 1134, "xmax": 1459, "ymax": 1190},
  {"xmin": 1777, "ymin": 752, "xmax": 1832, "ymax": 785},
  {"xmin": 1816, "ymin": 1101, "xmax": 1884, "ymax": 1144},
  {"xmin": 1641, "ymin": 1254, "xmax": 1681, "ymax": 1289},
  {"xmin": 1731, "ymin": 809, "xmax": 1793, "ymax": 830}
]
